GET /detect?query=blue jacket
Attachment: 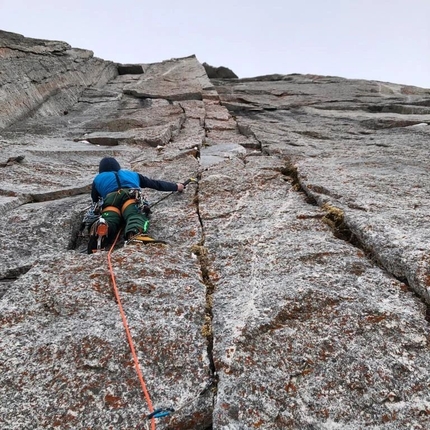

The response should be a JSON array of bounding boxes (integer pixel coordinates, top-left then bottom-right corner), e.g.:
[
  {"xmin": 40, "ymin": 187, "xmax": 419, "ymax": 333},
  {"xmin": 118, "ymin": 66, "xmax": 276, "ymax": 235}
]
[{"xmin": 91, "ymin": 169, "xmax": 178, "ymax": 202}]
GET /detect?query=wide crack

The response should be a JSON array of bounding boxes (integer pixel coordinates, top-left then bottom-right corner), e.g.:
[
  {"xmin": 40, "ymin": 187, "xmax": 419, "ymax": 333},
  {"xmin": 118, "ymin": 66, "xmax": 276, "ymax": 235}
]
[{"xmin": 318, "ymin": 200, "xmax": 430, "ymax": 322}]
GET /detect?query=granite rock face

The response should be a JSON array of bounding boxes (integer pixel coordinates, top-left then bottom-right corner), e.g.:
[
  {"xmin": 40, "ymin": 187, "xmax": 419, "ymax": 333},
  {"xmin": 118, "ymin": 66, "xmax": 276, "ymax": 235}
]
[{"xmin": 0, "ymin": 31, "xmax": 429, "ymax": 429}]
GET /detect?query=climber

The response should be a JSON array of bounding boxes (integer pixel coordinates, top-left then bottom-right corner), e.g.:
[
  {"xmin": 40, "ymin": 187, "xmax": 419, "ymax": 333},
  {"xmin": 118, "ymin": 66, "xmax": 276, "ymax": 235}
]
[{"xmin": 87, "ymin": 157, "xmax": 184, "ymax": 253}]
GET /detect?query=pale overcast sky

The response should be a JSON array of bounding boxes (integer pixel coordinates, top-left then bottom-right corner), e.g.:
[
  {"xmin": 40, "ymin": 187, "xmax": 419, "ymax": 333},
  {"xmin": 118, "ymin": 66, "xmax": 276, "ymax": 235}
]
[{"xmin": 1, "ymin": 0, "xmax": 429, "ymax": 88}]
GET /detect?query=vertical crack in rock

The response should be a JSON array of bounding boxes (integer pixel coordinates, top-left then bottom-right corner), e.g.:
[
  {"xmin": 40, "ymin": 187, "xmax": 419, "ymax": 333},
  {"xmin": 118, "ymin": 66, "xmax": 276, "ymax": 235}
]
[{"xmin": 189, "ymin": 173, "xmax": 218, "ymax": 401}]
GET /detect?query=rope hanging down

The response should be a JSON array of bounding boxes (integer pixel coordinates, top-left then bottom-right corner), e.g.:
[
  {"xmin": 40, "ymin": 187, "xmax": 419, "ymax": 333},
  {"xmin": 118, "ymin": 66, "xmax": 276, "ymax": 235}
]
[
  {"xmin": 106, "ymin": 230, "xmax": 156, "ymax": 430},
  {"xmin": 103, "ymin": 177, "xmax": 205, "ymax": 429}
]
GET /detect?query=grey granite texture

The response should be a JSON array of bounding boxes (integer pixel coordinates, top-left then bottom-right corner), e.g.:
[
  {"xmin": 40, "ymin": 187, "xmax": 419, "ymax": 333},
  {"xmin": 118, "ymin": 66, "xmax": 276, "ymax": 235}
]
[{"xmin": 0, "ymin": 30, "xmax": 429, "ymax": 429}]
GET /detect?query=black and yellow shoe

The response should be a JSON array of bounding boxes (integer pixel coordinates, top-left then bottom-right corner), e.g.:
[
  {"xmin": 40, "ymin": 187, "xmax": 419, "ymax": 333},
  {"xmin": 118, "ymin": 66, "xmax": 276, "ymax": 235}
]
[{"xmin": 126, "ymin": 233, "xmax": 167, "ymax": 245}]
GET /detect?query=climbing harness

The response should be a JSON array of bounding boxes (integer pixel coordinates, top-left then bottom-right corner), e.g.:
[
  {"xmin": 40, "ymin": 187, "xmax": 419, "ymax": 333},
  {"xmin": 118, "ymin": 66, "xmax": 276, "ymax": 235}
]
[{"xmin": 127, "ymin": 188, "xmax": 151, "ymax": 215}]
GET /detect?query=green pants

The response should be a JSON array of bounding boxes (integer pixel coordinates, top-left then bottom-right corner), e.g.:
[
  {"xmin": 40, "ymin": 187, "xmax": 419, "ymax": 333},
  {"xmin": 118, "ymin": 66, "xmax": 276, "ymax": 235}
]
[{"xmin": 101, "ymin": 189, "xmax": 149, "ymax": 243}]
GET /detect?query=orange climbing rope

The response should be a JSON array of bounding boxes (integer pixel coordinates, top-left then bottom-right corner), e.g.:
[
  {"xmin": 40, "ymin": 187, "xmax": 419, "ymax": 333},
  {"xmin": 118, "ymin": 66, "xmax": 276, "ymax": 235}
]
[{"xmin": 106, "ymin": 231, "xmax": 156, "ymax": 430}]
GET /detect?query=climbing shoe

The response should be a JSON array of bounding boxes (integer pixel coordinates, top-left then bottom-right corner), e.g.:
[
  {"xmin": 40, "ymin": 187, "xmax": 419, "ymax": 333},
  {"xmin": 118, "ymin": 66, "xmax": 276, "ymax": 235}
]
[{"xmin": 126, "ymin": 233, "xmax": 167, "ymax": 245}]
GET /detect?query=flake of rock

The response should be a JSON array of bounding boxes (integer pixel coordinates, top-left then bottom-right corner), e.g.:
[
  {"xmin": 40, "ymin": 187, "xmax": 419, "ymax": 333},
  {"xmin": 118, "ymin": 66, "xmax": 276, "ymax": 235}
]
[
  {"xmin": 205, "ymin": 102, "xmax": 232, "ymax": 121},
  {"xmin": 179, "ymin": 100, "xmax": 207, "ymax": 122},
  {"xmin": 0, "ymin": 138, "xmax": 119, "ymax": 196},
  {"xmin": 164, "ymin": 119, "xmax": 205, "ymax": 157},
  {"xmin": 200, "ymin": 143, "xmax": 246, "ymax": 167},
  {"xmin": 202, "ymin": 62, "xmax": 238, "ymax": 79},
  {"xmin": 206, "ymin": 129, "xmax": 261, "ymax": 149},
  {"xmin": 78, "ymin": 87, "xmax": 123, "ymax": 103},
  {"xmin": 0, "ymin": 29, "xmax": 71, "ymax": 53},
  {"xmin": 202, "ymin": 89, "xmax": 221, "ymax": 102},
  {"xmin": 84, "ymin": 126, "xmax": 174, "ymax": 148},
  {"xmin": 124, "ymin": 55, "xmax": 213, "ymax": 101}
]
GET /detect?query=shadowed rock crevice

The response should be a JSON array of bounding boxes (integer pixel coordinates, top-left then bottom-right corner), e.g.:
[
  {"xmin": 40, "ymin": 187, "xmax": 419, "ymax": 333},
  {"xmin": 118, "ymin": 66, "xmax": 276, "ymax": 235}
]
[
  {"xmin": 278, "ymin": 161, "xmax": 315, "ymax": 202},
  {"xmin": 280, "ymin": 161, "xmax": 358, "ymax": 243},
  {"xmin": 0, "ymin": 155, "xmax": 25, "ymax": 167},
  {"xmin": 361, "ymin": 118, "xmax": 429, "ymax": 129},
  {"xmin": 117, "ymin": 64, "xmax": 144, "ymax": 75},
  {"xmin": 299, "ymin": 180, "xmax": 430, "ymax": 319},
  {"xmin": 190, "ymin": 175, "xmax": 218, "ymax": 386},
  {"xmin": 68, "ymin": 205, "xmax": 93, "ymax": 252},
  {"xmin": 320, "ymin": 201, "xmax": 402, "ymax": 272},
  {"xmin": 366, "ymin": 102, "xmax": 430, "ymax": 115},
  {"xmin": 29, "ymin": 185, "xmax": 91, "ymax": 203},
  {"xmin": 279, "ymin": 159, "xmax": 430, "ymax": 323},
  {"xmin": 236, "ymin": 122, "xmax": 263, "ymax": 152},
  {"xmin": 320, "ymin": 203, "xmax": 361, "ymax": 245},
  {"xmin": 0, "ymin": 265, "xmax": 32, "ymax": 298}
]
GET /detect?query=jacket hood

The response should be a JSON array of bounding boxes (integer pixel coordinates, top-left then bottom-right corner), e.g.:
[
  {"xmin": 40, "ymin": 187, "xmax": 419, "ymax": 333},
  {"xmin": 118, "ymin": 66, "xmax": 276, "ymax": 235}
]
[{"xmin": 99, "ymin": 157, "xmax": 121, "ymax": 173}]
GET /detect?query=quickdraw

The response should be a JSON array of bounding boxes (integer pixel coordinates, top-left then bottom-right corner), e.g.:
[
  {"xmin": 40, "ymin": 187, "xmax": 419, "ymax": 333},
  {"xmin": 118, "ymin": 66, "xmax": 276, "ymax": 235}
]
[
  {"xmin": 145, "ymin": 376, "xmax": 215, "ymax": 422},
  {"xmin": 126, "ymin": 188, "xmax": 151, "ymax": 215}
]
